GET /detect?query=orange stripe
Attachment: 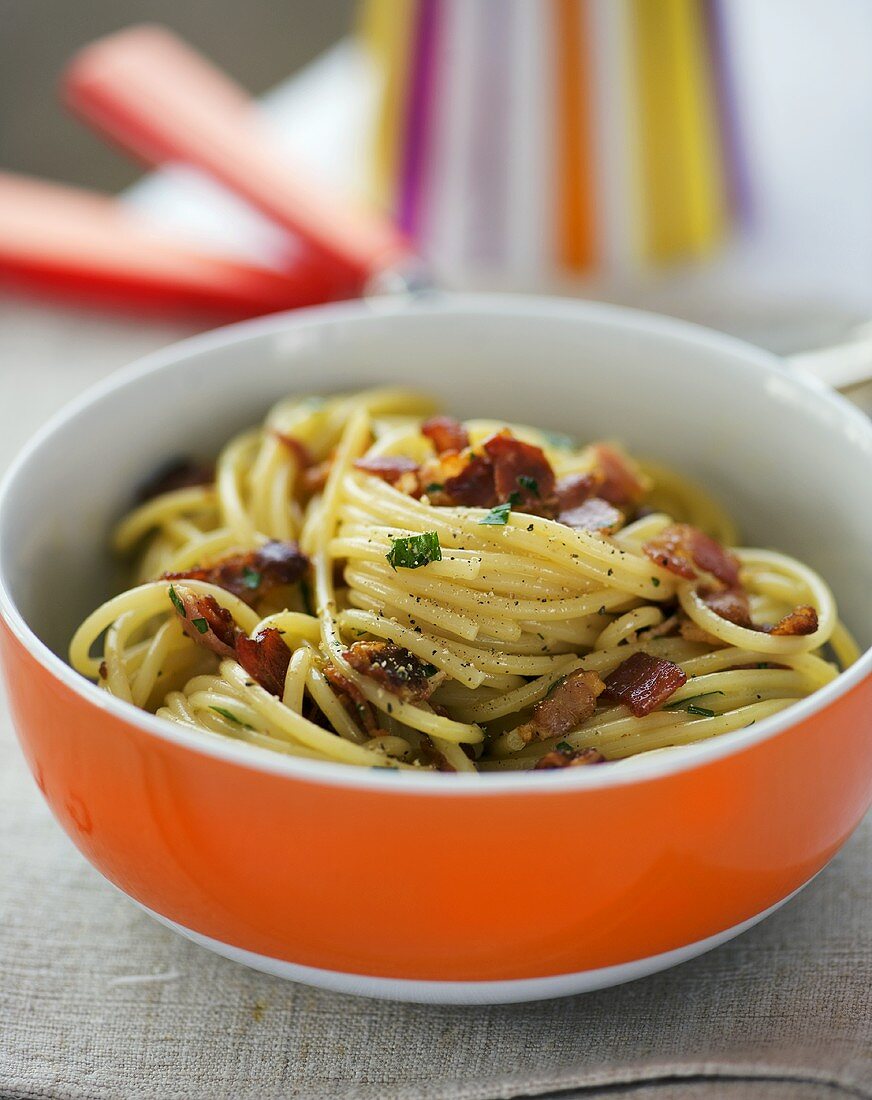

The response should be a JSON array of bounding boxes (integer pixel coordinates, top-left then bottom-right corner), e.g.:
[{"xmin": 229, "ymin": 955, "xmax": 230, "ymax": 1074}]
[{"xmin": 555, "ymin": 0, "xmax": 596, "ymax": 270}]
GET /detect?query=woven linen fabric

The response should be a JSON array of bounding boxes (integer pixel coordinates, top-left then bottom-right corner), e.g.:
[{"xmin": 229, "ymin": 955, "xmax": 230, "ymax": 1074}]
[{"xmin": 0, "ymin": 303, "xmax": 870, "ymax": 1100}]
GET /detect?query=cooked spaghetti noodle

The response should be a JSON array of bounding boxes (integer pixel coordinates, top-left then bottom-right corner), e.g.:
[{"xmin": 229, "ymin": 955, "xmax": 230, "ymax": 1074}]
[{"xmin": 70, "ymin": 388, "xmax": 857, "ymax": 773}]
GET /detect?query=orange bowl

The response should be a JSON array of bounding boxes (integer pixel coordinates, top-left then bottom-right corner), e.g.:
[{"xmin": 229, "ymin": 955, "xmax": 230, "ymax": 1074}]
[{"xmin": 1, "ymin": 295, "xmax": 870, "ymax": 1002}]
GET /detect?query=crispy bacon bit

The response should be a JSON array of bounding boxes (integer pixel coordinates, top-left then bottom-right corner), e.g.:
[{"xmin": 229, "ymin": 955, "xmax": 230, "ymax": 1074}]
[
  {"xmin": 591, "ymin": 444, "xmax": 646, "ymax": 505},
  {"xmin": 534, "ymin": 747, "xmax": 605, "ymax": 770},
  {"xmin": 643, "ymin": 524, "xmax": 740, "ymax": 587},
  {"xmin": 422, "ymin": 415, "xmax": 470, "ymax": 455},
  {"xmin": 443, "ymin": 453, "xmax": 497, "ymax": 507},
  {"xmin": 483, "ymin": 432, "xmax": 557, "ymax": 508},
  {"xmin": 273, "ymin": 431, "xmax": 313, "ymax": 470},
  {"xmin": 701, "ymin": 586, "xmax": 753, "ymax": 628},
  {"xmin": 323, "ymin": 666, "xmax": 380, "ymax": 733},
  {"xmin": 555, "ymin": 471, "xmax": 600, "ymax": 512},
  {"xmin": 174, "ymin": 592, "xmax": 237, "ymax": 658},
  {"xmin": 354, "ymin": 455, "xmax": 420, "ymax": 484},
  {"xmin": 235, "ymin": 628, "xmax": 292, "ymax": 697},
  {"xmin": 603, "ymin": 651, "xmax": 687, "ymax": 717},
  {"xmin": 302, "ymin": 458, "xmax": 332, "ymax": 494},
  {"xmin": 164, "ymin": 540, "xmax": 309, "ymax": 606},
  {"xmin": 559, "ymin": 497, "xmax": 623, "ymax": 534},
  {"xmin": 514, "ymin": 669, "xmax": 606, "ymax": 745},
  {"xmin": 169, "ymin": 587, "xmax": 293, "ymax": 696},
  {"xmin": 136, "ymin": 458, "xmax": 214, "ymax": 502},
  {"xmin": 768, "ymin": 605, "xmax": 818, "ymax": 636},
  {"xmin": 343, "ymin": 640, "xmax": 434, "ymax": 702}
]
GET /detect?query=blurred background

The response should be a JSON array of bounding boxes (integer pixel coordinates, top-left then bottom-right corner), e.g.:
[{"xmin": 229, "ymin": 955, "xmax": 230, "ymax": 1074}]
[
  {"xmin": 3, "ymin": 0, "xmax": 872, "ymax": 362},
  {"xmin": 0, "ymin": 1, "xmax": 353, "ymax": 189}
]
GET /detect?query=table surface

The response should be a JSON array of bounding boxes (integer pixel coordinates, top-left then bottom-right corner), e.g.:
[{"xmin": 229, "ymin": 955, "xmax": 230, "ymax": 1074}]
[{"xmin": 1, "ymin": 301, "xmax": 871, "ymax": 1100}]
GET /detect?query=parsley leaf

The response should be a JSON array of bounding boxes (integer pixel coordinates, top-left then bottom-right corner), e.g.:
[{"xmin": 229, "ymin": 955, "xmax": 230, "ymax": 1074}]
[
  {"xmin": 385, "ymin": 531, "xmax": 442, "ymax": 570},
  {"xmin": 210, "ymin": 706, "xmax": 252, "ymax": 729},
  {"xmin": 664, "ymin": 690, "xmax": 725, "ymax": 711},
  {"xmin": 555, "ymin": 741, "xmax": 573, "ymax": 753},
  {"xmin": 191, "ymin": 617, "xmax": 209, "ymax": 634},
  {"xmin": 686, "ymin": 705, "xmax": 716, "ymax": 717},
  {"xmin": 241, "ymin": 565, "xmax": 261, "ymax": 590},
  {"xmin": 421, "ymin": 662, "xmax": 439, "ymax": 677},
  {"xmin": 425, "ymin": 482, "xmax": 444, "ymax": 493},
  {"xmin": 479, "ymin": 502, "xmax": 512, "ymax": 525},
  {"xmin": 168, "ymin": 585, "xmax": 185, "ymax": 617},
  {"xmin": 651, "ymin": 577, "xmax": 661, "ymax": 587},
  {"xmin": 518, "ymin": 475, "xmax": 539, "ymax": 497}
]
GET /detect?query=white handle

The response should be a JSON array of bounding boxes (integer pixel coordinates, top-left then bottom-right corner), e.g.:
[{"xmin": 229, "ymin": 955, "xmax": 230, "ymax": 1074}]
[{"xmin": 788, "ymin": 321, "xmax": 872, "ymax": 391}]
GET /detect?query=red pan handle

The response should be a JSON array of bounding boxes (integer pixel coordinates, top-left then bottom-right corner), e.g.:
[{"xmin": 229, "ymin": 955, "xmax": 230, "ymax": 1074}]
[
  {"xmin": 63, "ymin": 25, "xmax": 414, "ymax": 286},
  {"xmin": 0, "ymin": 172, "xmax": 354, "ymax": 320}
]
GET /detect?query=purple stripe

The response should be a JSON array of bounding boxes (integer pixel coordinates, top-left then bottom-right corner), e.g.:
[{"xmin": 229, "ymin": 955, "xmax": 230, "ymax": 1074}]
[
  {"xmin": 704, "ymin": 0, "xmax": 752, "ymax": 224},
  {"xmin": 397, "ymin": 0, "xmax": 440, "ymax": 238}
]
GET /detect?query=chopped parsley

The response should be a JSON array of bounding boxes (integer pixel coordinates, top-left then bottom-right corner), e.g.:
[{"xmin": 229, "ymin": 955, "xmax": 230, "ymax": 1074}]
[
  {"xmin": 386, "ymin": 530, "xmax": 442, "ymax": 570},
  {"xmin": 664, "ymin": 691, "xmax": 724, "ymax": 712},
  {"xmin": 425, "ymin": 482, "xmax": 444, "ymax": 494},
  {"xmin": 555, "ymin": 741, "xmax": 573, "ymax": 753},
  {"xmin": 517, "ymin": 475, "xmax": 540, "ymax": 497},
  {"xmin": 420, "ymin": 662, "xmax": 439, "ymax": 677},
  {"xmin": 210, "ymin": 706, "xmax": 252, "ymax": 729},
  {"xmin": 651, "ymin": 577, "xmax": 661, "ymax": 587},
  {"xmin": 478, "ymin": 502, "xmax": 512, "ymax": 526},
  {"xmin": 241, "ymin": 565, "xmax": 261, "ymax": 590},
  {"xmin": 191, "ymin": 617, "xmax": 209, "ymax": 634},
  {"xmin": 168, "ymin": 584, "xmax": 185, "ymax": 617}
]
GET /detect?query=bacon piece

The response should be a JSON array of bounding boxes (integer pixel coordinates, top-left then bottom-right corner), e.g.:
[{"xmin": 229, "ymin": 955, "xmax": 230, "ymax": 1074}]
[
  {"xmin": 354, "ymin": 455, "xmax": 420, "ymax": 484},
  {"xmin": 555, "ymin": 471, "xmax": 601, "ymax": 512},
  {"xmin": 323, "ymin": 666, "xmax": 380, "ymax": 733},
  {"xmin": 421, "ymin": 415, "xmax": 470, "ymax": 455},
  {"xmin": 534, "ymin": 746, "xmax": 605, "ymax": 770},
  {"xmin": 483, "ymin": 432, "xmax": 557, "ymax": 508},
  {"xmin": 514, "ymin": 669, "xmax": 606, "ymax": 745},
  {"xmin": 443, "ymin": 453, "xmax": 497, "ymax": 507},
  {"xmin": 701, "ymin": 586, "xmax": 753, "ymax": 628},
  {"xmin": 591, "ymin": 444, "xmax": 647, "ymax": 505},
  {"xmin": 343, "ymin": 640, "xmax": 434, "ymax": 702},
  {"xmin": 173, "ymin": 591, "xmax": 237, "ymax": 658},
  {"xmin": 603, "ymin": 651, "xmax": 687, "ymax": 716},
  {"xmin": 235, "ymin": 628, "xmax": 292, "ymax": 697},
  {"xmin": 559, "ymin": 497, "xmax": 623, "ymax": 534},
  {"xmin": 273, "ymin": 431, "xmax": 313, "ymax": 470},
  {"xmin": 136, "ymin": 458, "xmax": 214, "ymax": 502},
  {"xmin": 768, "ymin": 605, "xmax": 818, "ymax": 636},
  {"xmin": 302, "ymin": 458, "xmax": 332, "ymax": 494},
  {"xmin": 643, "ymin": 524, "xmax": 741, "ymax": 587},
  {"xmin": 164, "ymin": 540, "xmax": 309, "ymax": 606}
]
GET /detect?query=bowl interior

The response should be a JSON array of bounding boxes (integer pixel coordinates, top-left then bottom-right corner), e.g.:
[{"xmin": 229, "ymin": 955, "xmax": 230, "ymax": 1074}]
[{"xmin": 2, "ymin": 295, "xmax": 871, "ymax": 661}]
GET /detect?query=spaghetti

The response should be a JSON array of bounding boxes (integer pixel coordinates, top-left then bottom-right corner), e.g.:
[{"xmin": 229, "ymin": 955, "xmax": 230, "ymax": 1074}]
[{"xmin": 70, "ymin": 388, "xmax": 857, "ymax": 773}]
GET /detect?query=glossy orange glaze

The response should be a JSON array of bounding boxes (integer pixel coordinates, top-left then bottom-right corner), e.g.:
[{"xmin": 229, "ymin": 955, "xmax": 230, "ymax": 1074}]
[{"xmin": 2, "ymin": 621, "xmax": 871, "ymax": 981}]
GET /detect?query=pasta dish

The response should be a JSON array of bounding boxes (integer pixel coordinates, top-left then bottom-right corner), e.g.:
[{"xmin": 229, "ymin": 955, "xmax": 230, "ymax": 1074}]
[{"xmin": 70, "ymin": 388, "xmax": 857, "ymax": 773}]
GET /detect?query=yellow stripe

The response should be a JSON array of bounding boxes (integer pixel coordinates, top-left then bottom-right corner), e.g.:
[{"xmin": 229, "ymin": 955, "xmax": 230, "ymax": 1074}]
[
  {"xmin": 631, "ymin": 0, "xmax": 725, "ymax": 260},
  {"xmin": 359, "ymin": 0, "xmax": 418, "ymax": 211}
]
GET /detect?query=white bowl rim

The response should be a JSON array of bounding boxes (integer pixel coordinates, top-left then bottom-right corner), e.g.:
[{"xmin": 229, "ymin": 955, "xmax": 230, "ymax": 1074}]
[{"xmin": 1, "ymin": 291, "xmax": 870, "ymax": 797}]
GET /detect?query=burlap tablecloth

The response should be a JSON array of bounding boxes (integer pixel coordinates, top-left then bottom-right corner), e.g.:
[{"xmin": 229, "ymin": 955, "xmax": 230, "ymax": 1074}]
[{"xmin": 0, "ymin": 302, "xmax": 870, "ymax": 1100}]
